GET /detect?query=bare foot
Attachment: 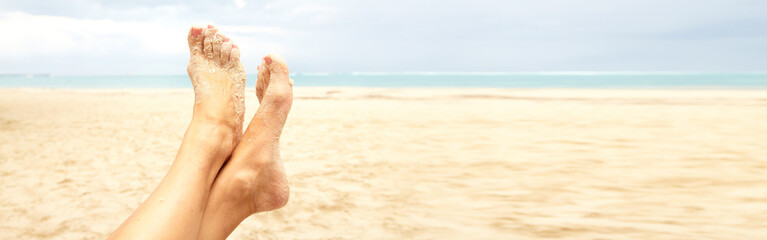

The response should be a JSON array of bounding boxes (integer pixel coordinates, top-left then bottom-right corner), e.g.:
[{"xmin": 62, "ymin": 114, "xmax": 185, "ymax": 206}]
[
  {"xmin": 107, "ymin": 26, "xmax": 248, "ymax": 240},
  {"xmin": 199, "ymin": 54, "xmax": 293, "ymax": 239},
  {"xmin": 187, "ymin": 24, "xmax": 246, "ymax": 146},
  {"xmin": 247, "ymin": 53, "xmax": 293, "ymax": 212}
]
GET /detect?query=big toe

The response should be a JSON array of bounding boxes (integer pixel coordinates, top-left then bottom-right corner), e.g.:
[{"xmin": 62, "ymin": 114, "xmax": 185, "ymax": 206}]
[
  {"xmin": 254, "ymin": 54, "xmax": 293, "ymax": 128},
  {"xmin": 264, "ymin": 54, "xmax": 289, "ymax": 77},
  {"xmin": 257, "ymin": 54, "xmax": 293, "ymax": 104},
  {"xmin": 187, "ymin": 25, "xmax": 206, "ymax": 55}
]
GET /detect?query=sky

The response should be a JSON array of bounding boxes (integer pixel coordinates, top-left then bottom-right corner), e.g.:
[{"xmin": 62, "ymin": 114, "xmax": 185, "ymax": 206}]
[{"xmin": 0, "ymin": 0, "xmax": 766, "ymax": 75}]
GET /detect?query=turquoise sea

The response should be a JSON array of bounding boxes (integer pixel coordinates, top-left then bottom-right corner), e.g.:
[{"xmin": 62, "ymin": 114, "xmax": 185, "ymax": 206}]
[{"xmin": 1, "ymin": 72, "xmax": 766, "ymax": 88}]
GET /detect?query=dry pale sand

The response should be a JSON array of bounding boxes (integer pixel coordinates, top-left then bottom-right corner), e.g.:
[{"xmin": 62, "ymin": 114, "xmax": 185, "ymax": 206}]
[{"xmin": 1, "ymin": 87, "xmax": 766, "ymax": 239}]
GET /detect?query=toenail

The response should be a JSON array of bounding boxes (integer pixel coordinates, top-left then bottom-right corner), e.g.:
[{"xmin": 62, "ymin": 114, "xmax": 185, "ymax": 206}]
[
  {"xmin": 264, "ymin": 56, "xmax": 272, "ymax": 65},
  {"xmin": 191, "ymin": 28, "xmax": 202, "ymax": 37},
  {"xmin": 223, "ymin": 36, "xmax": 230, "ymax": 42}
]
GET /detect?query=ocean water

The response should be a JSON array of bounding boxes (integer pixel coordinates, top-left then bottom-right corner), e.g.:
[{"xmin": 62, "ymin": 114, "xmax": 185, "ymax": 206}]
[{"xmin": 1, "ymin": 72, "xmax": 766, "ymax": 88}]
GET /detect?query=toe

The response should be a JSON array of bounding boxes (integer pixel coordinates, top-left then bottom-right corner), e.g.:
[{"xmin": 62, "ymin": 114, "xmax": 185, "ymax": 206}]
[
  {"xmin": 261, "ymin": 54, "xmax": 293, "ymax": 105},
  {"xmin": 230, "ymin": 44, "xmax": 241, "ymax": 63},
  {"xmin": 187, "ymin": 25, "xmax": 205, "ymax": 55},
  {"xmin": 220, "ymin": 41, "xmax": 232, "ymax": 66},
  {"xmin": 264, "ymin": 54, "xmax": 290, "ymax": 81},
  {"xmin": 212, "ymin": 33, "xmax": 225, "ymax": 63},
  {"xmin": 263, "ymin": 54, "xmax": 289, "ymax": 78},
  {"xmin": 253, "ymin": 54, "xmax": 293, "ymax": 136},
  {"xmin": 263, "ymin": 54, "xmax": 292, "ymax": 89},
  {"xmin": 203, "ymin": 25, "xmax": 219, "ymax": 60}
]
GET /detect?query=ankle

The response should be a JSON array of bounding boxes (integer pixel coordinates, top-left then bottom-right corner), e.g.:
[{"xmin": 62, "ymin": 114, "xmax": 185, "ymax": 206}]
[
  {"xmin": 192, "ymin": 106, "xmax": 240, "ymax": 131},
  {"xmin": 185, "ymin": 118, "xmax": 238, "ymax": 153}
]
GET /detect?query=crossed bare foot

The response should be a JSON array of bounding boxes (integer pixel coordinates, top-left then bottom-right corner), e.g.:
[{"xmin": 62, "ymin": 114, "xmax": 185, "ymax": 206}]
[
  {"xmin": 108, "ymin": 25, "xmax": 292, "ymax": 240},
  {"xmin": 187, "ymin": 25, "xmax": 294, "ymax": 239},
  {"xmin": 108, "ymin": 25, "xmax": 252, "ymax": 240},
  {"xmin": 186, "ymin": 25, "xmax": 247, "ymax": 149}
]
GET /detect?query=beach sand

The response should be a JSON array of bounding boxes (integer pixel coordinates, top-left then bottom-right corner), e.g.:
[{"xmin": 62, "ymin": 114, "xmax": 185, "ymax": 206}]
[{"xmin": 1, "ymin": 87, "xmax": 766, "ymax": 239}]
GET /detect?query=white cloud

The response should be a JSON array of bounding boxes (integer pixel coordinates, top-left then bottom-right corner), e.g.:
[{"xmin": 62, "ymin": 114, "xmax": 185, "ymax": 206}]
[
  {"xmin": 0, "ymin": 0, "xmax": 765, "ymax": 74},
  {"xmin": 0, "ymin": 10, "xmax": 301, "ymax": 74},
  {"xmin": 0, "ymin": 12, "xmax": 187, "ymax": 57},
  {"xmin": 234, "ymin": 0, "xmax": 247, "ymax": 9},
  {"xmin": 219, "ymin": 25, "xmax": 287, "ymax": 35},
  {"xmin": 261, "ymin": 2, "xmax": 342, "ymax": 24},
  {"xmin": 0, "ymin": 11, "xmax": 291, "ymax": 58}
]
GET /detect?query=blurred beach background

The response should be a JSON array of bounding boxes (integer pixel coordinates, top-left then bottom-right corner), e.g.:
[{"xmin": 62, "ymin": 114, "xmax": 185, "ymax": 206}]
[{"xmin": 2, "ymin": 0, "xmax": 767, "ymax": 239}]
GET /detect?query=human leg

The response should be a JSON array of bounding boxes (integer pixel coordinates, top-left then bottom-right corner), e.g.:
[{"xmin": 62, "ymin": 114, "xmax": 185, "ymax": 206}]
[
  {"xmin": 108, "ymin": 25, "xmax": 246, "ymax": 240},
  {"xmin": 197, "ymin": 54, "xmax": 294, "ymax": 240}
]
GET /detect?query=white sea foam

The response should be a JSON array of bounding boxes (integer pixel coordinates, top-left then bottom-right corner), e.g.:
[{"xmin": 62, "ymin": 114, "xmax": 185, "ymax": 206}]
[{"xmin": 297, "ymin": 72, "xmax": 332, "ymax": 76}]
